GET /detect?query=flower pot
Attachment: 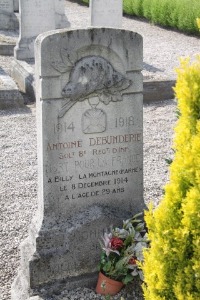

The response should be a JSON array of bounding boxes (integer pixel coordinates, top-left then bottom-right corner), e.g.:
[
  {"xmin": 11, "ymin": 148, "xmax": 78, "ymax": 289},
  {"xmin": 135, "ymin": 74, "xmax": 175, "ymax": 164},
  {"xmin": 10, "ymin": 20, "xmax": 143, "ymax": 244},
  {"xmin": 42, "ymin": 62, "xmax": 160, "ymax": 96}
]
[{"xmin": 95, "ymin": 272, "xmax": 124, "ymax": 296}]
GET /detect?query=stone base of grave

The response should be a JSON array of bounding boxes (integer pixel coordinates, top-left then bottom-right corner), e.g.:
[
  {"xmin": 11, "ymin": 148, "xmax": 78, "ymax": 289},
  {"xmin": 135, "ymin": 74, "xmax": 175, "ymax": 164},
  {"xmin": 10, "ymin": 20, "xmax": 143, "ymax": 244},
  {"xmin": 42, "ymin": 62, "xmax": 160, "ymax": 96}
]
[
  {"xmin": 12, "ymin": 269, "xmax": 98, "ymax": 300},
  {"xmin": 11, "ymin": 204, "xmax": 130, "ymax": 300},
  {"xmin": 14, "ymin": 37, "xmax": 38, "ymax": 61},
  {"xmin": 0, "ymin": 42, "xmax": 16, "ymax": 56},
  {"xmin": 143, "ymin": 79, "xmax": 175, "ymax": 103},
  {"xmin": 12, "ymin": 265, "xmax": 97, "ymax": 300},
  {"xmin": 0, "ymin": 73, "xmax": 24, "ymax": 108},
  {"xmin": 0, "ymin": 11, "xmax": 19, "ymax": 30},
  {"xmin": 11, "ymin": 234, "xmax": 98, "ymax": 300},
  {"xmin": 11, "ymin": 58, "xmax": 35, "ymax": 102}
]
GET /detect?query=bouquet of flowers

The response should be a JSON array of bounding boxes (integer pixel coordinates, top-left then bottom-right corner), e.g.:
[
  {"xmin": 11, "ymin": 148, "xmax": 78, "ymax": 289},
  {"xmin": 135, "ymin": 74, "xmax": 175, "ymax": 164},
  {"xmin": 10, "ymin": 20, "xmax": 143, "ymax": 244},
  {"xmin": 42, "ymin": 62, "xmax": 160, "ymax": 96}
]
[{"xmin": 98, "ymin": 212, "xmax": 148, "ymax": 285}]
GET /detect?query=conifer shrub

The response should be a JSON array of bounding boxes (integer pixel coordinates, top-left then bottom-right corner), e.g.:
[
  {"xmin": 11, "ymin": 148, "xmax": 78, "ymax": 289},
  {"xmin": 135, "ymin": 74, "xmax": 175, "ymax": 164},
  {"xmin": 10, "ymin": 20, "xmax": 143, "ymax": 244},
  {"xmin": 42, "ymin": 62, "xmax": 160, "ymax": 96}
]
[
  {"xmin": 150, "ymin": 0, "xmax": 177, "ymax": 27},
  {"xmin": 142, "ymin": 56, "xmax": 200, "ymax": 299},
  {"xmin": 141, "ymin": 0, "xmax": 152, "ymax": 20},
  {"xmin": 123, "ymin": 0, "xmax": 143, "ymax": 17},
  {"xmin": 176, "ymin": 0, "xmax": 200, "ymax": 33},
  {"xmin": 141, "ymin": 0, "xmax": 200, "ymax": 33}
]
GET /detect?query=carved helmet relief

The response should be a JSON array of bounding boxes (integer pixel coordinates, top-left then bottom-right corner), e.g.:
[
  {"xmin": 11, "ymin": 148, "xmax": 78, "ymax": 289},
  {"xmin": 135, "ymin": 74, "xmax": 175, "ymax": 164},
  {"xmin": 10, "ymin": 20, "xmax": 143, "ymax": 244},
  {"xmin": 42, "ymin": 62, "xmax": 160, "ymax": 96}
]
[
  {"xmin": 54, "ymin": 55, "xmax": 132, "ymax": 134},
  {"xmin": 58, "ymin": 56, "xmax": 132, "ymax": 118}
]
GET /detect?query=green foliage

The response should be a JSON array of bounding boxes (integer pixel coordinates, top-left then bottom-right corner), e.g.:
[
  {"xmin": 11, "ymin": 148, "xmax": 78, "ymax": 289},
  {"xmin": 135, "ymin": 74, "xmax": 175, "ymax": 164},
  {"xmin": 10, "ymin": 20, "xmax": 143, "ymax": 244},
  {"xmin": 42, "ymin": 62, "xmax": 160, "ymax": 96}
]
[
  {"xmin": 176, "ymin": 0, "xmax": 200, "ymax": 32},
  {"xmin": 150, "ymin": 0, "xmax": 177, "ymax": 27},
  {"xmin": 80, "ymin": 0, "xmax": 200, "ymax": 34},
  {"xmin": 123, "ymin": 0, "xmax": 143, "ymax": 17},
  {"xmin": 81, "ymin": 0, "xmax": 89, "ymax": 4},
  {"xmin": 142, "ymin": 0, "xmax": 153, "ymax": 20},
  {"xmin": 126, "ymin": 0, "xmax": 200, "ymax": 34},
  {"xmin": 142, "ymin": 56, "xmax": 200, "ymax": 299}
]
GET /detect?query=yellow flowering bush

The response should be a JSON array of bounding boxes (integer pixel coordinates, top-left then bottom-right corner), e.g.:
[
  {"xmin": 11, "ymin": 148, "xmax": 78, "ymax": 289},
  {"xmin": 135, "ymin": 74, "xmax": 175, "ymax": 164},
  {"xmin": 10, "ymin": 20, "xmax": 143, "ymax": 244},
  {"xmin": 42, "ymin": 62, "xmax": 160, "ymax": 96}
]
[{"xmin": 142, "ymin": 56, "xmax": 200, "ymax": 299}]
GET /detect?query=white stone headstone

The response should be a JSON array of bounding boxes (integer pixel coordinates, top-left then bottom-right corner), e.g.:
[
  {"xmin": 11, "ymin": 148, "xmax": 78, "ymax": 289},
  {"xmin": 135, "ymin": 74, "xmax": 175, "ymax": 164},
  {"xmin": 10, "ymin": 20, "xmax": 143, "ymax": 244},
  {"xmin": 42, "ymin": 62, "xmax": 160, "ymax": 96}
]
[
  {"xmin": 90, "ymin": 0, "xmax": 122, "ymax": 27},
  {"xmin": 0, "ymin": 0, "xmax": 18, "ymax": 29},
  {"xmin": 11, "ymin": 27, "xmax": 143, "ymax": 300},
  {"xmin": 15, "ymin": 0, "xmax": 70, "ymax": 60}
]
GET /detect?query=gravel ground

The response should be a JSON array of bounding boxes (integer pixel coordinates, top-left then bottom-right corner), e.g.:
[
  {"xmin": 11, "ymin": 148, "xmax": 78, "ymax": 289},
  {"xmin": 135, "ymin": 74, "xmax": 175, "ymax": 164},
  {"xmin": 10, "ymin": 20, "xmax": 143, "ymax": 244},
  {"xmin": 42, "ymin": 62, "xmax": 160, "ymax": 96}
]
[{"xmin": 0, "ymin": 0, "xmax": 199, "ymax": 299}]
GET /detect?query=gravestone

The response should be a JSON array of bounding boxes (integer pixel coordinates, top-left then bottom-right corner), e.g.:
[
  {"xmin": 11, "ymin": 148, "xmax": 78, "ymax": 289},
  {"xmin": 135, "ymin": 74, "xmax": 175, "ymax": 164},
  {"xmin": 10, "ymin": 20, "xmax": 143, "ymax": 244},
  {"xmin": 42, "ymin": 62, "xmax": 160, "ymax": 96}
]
[
  {"xmin": 0, "ymin": 0, "xmax": 18, "ymax": 30},
  {"xmin": 11, "ymin": 28, "xmax": 143, "ymax": 299},
  {"xmin": 90, "ymin": 0, "xmax": 122, "ymax": 27},
  {"xmin": 15, "ymin": 0, "xmax": 70, "ymax": 60}
]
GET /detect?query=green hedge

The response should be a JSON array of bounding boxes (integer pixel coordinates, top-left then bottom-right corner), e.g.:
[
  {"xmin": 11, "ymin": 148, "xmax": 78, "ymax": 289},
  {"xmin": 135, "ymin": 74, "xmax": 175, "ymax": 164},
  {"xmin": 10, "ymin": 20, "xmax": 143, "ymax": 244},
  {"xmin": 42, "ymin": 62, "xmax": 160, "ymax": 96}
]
[
  {"xmin": 139, "ymin": 0, "xmax": 200, "ymax": 34},
  {"xmin": 123, "ymin": 0, "xmax": 143, "ymax": 17},
  {"xmin": 81, "ymin": 0, "xmax": 200, "ymax": 34}
]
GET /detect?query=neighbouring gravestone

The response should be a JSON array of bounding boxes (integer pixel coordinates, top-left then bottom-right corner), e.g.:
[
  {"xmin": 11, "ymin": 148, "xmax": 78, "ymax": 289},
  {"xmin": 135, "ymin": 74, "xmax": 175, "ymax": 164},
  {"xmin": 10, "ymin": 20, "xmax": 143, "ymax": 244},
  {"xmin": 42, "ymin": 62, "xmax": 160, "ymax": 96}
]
[
  {"xmin": 90, "ymin": 0, "xmax": 122, "ymax": 27},
  {"xmin": 14, "ymin": 0, "xmax": 70, "ymax": 60},
  {"xmin": 11, "ymin": 28, "xmax": 143, "ymax": 299},
  {"xmin": 0, "ymin": 0, "xmax": 18, "ymax": 30}
]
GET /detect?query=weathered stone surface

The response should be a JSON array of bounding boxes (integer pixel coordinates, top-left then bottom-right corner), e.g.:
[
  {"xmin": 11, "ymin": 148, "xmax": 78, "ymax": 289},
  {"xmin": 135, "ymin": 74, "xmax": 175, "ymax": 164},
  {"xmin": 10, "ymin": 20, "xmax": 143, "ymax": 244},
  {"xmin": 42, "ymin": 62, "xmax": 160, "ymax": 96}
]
[
  {"xmin": 90, "ymin": 0, "xmax": 122, "ymax": 27},
  {"xmin": 0, "ymin": 0, "xmax": 18, "ymax": 30},
  {"xmin": 11, "ymin": 28, "xmax": 143, "ymax": 299},
  {"xmin": 15, "ymin": 0, "xmax": 70, "ymax": 60},
  {"xmin": 13, "ymin": 0, "xmax": 19, "ymax": 12}
]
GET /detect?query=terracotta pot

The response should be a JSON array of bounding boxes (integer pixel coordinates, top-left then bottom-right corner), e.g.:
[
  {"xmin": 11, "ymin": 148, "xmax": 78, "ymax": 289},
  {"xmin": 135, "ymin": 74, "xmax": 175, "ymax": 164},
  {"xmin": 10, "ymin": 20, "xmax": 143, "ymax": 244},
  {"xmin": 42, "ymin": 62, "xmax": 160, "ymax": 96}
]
[{"xmin": 95, "ymin": 272, "xmax": 124, "ymax": 296}]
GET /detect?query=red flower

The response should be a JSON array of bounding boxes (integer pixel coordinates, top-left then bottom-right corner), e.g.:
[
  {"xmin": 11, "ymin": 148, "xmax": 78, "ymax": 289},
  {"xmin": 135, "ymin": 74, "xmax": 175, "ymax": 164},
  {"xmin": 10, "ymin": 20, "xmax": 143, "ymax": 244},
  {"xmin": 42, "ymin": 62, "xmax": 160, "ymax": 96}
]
[
  {"xmin": 110, "ymin": 237, "xmax": 124, "ymax": 250},
  {"xmin": 128, "ymin": 257, "xmax": 137, "ymax": 265}
]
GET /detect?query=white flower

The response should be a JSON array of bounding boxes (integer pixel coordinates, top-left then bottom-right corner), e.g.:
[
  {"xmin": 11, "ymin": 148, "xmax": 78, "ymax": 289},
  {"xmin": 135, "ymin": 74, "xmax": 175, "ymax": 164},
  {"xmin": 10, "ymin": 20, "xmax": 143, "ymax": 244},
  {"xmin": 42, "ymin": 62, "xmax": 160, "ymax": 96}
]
[{"xmin": 101, "ymin": 232, "xmax": 120, "ymax": 256}]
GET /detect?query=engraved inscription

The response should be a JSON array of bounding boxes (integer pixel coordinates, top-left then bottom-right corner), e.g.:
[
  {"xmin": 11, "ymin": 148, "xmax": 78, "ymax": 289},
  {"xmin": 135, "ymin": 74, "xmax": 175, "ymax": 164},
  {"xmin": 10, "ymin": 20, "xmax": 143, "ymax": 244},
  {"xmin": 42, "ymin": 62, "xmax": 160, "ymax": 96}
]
[
  {"xmin": 45, "ymin": 99, "xmax": 142, "ymax": 204},
  {"xmin": 115, "ymin": 116, "xmax": 134, "ymax": 128},
  {"xmin": 0, "ymin": 1, "xmax": 11, "ymax": 11},
  {"xmin": 89, "ymin": 133, "xmax": 141, "ymax": 146},
  {"xmin": 45, "ymin": 128, "xmax": 142, "ymax": 202}
]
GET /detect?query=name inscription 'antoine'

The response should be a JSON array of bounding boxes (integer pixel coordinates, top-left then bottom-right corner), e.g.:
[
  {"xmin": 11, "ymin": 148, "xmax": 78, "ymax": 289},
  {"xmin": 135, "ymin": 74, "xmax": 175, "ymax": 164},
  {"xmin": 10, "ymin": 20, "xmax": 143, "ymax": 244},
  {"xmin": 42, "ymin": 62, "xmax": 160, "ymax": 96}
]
[
  {"xmin": 47, "ymin": 133, "xmax": 141, "ymax": 151},
  {"xmin": 47, "ymin": 140, "xmax": 83, "ymax": 151}
]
